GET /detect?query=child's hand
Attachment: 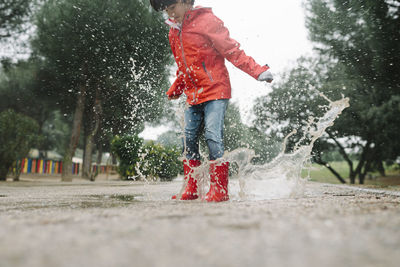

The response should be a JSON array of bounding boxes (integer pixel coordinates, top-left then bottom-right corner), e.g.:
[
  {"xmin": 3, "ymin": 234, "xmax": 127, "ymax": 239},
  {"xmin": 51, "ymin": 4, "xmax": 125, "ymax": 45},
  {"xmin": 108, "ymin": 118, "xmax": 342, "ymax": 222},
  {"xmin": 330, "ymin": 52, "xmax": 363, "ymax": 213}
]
[
  {"xmin": 258, "ymin": 70, "xmax": 274, "ymax": 83},
  {"xmin": 168, "ymin": 95, "xmax": 180, "ymax": 100}
]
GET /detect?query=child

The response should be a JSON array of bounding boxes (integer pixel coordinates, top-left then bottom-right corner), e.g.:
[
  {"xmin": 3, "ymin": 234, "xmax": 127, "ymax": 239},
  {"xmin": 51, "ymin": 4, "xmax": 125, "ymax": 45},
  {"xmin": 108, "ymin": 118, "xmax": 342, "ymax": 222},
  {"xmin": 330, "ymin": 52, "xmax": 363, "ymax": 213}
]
[{"xmin": 150, "ymin": 0, "xmax": 273, "ymax": 202}]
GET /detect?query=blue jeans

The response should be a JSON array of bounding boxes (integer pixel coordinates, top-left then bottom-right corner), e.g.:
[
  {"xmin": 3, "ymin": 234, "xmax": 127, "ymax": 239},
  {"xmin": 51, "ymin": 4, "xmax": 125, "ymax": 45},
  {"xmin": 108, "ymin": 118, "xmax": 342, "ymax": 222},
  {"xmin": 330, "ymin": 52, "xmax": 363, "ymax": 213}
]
[{"xmin": 183, "ymin": 99, "xmax": 229, "ymax": 161}]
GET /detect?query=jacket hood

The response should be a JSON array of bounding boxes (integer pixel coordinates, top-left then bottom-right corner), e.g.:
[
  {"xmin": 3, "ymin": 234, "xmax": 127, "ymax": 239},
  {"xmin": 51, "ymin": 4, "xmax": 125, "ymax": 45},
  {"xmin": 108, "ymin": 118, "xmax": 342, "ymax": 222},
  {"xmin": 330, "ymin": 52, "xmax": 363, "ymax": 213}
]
[{"xmin": 165, "ymin": 6, "xmax": 212, "ymax": 29}]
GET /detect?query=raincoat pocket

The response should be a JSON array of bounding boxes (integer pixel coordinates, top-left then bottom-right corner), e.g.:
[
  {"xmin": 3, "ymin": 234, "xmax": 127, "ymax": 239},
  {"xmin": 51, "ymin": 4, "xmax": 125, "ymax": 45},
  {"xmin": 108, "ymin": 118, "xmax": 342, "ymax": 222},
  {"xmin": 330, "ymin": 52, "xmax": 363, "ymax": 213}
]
[{"xmin": 202, "ymin": 62, "xmax": 214, "ymax": 82}]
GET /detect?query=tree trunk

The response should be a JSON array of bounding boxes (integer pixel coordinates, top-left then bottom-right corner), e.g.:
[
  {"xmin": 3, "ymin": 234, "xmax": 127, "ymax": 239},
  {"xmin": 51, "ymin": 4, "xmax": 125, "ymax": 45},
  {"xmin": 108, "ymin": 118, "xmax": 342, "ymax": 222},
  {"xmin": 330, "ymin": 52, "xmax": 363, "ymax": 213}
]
[
  {"xmin": 327, "ymin": 131, "xmax": 355, "ymax": 183},
  {"xmin": 92, "ymin": 145, "xmax": 103, "ymax": 181},
  {"xmin": 0, "ymin": 157, "xmax": 14, "ymax": 181},
  {"xmin": 112, "ymin": 153, "xmax": 117, "ymax": 165},
  {"xmin": 82, "ymin": 134, "xmax": 92, "ymax": 179},
  {"xmin": 82, "ymin": 89, "xmax": 102, "ymax": 180},
  {"xmin": 96, "ymin": 146, "xmax": 103, "ymax": 166},
  {"xmin": 377, "ymin": 161, "xmax": 386, "ymax": 177},
  {"xmin": 61, "ymin": 84, "xmax": 86, "ymax": 182},
  {"xmin": 82, "ymin": 132, "xmax": 87, "ymax": 177},
  {"xmin": 0, "ymin": 165, "xmax": 8, "ymax": 181},
  {"xmin": 13, "ymin": 160, "xmax": 22, "ymax": 182},
  {"xmin": 359, "ymin": 159, "xmax": 371, "ymax": 185},
  {"xmin": 90, "ymin": 147, "xmax": 103, "ymax": 182},
  {"xmin": 354, "ymin": 158, "xmax": 366, "ymax": 184},
  {"xmin": 359, "ymin": 170, "xmax": 367, "ymax": 184},
  {"xmin": 349, "ymin": 172, "xmax": 356, "ymax": 184},
  {"xmin": 359, "ymin": 146, "xmax": 376, "ymax": 184},
  {"xmin": 355, "ymin": 141, "xmax": 371, "ymax": 184}
]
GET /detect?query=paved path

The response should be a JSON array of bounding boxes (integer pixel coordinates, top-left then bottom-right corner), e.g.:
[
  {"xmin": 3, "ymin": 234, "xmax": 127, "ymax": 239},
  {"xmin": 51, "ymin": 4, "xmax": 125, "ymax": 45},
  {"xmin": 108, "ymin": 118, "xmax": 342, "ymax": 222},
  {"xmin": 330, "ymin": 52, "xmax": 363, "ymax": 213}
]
[{"xmin": 0, "ymin": 180, "xmax": 399, "ymax": 267}]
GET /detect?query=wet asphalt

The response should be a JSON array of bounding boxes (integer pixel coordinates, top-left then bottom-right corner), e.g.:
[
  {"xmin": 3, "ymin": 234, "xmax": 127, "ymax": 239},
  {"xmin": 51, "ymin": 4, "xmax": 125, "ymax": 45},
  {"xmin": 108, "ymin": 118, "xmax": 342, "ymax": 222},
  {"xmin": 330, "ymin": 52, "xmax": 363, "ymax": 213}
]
[{"xmin": 0, "ymin": 179, "xmax": 399, "ymax": 267}]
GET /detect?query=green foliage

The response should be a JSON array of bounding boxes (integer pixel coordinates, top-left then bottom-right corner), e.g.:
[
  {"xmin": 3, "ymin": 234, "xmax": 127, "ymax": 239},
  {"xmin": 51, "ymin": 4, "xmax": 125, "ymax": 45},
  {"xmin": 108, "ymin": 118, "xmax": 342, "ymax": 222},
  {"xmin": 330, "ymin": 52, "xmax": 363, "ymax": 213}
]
[
  {"xmin": 303, "ymin": 0, "xmax": 400, "ymax": 182},
  {"xmin": 254, "ymin": 58, "xmax": 319, "ymax": 162},
  {"xmin": 0, "ymin": 0, "xmax": 31, "ymax": 39},
  {"xmin": 112, "ymin": 135, "xmax": 181, "ymax": 181},
  {"xmin": 221, "ymin": 104, "xmax": 273, "ymax": 163},
  {"xmin": 253, "ymin": 56, "xmax": 365, "ymax": 182},
  {"xmin": 27, "ymin": 0, "xmax": 174, "ymax": 176},
  {"xmin": 224, "ymin": 103, "xmax": 282, "ymax": 164},
  {"xmin": 0, "ymin": 109, "xmax": 40, "ymax": 180},
  {"xmin": 253, "ymin": 57, "xmax": 329, "ymax": 147},
  {"xmin": 40, "ymin": 110, "xmax": 71, "ymax": 155},
  {"xmin": 111, "ymin": 135, "xmax": 143, "ymax": 179},
  {"xmin": 305, "ymin": 0, "xmax": 400, "ymax": 156},
  {"xmin": 137, "ymin": 142, "xmax": 182, "ymax": 181},
  {"xmin": 0, "ymin": 59, "xmax": 71, "ymax": 155},
  {"xmin": 0, "ymin": 59, "xmax": 48, "ymax": 119},
  {"xmin": 253, "ymin": 1, "xmax": 400, "ymax": 183},
  {"xmin": 157, "ymin": 130, "xmax": 182, "ymax": 147},
  {"xmin": 32, "ymin": 0, "xmax": 172, "ymax": 135},
  {"xmin": 224, "ymin": 103, "xmax": 248, "ymax": 151}
]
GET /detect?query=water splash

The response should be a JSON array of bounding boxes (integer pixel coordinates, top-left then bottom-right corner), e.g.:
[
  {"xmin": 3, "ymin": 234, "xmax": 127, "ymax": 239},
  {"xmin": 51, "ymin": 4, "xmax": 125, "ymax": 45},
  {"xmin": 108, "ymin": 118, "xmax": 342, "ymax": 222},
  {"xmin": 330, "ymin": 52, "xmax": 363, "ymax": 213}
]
[
  {"xmin": 174, "ymin": 95, "xmax": 350, "ymax": 201},
  {"xmin": 228, "ymin": 95, "xmax": 350, "ymax": 200}
]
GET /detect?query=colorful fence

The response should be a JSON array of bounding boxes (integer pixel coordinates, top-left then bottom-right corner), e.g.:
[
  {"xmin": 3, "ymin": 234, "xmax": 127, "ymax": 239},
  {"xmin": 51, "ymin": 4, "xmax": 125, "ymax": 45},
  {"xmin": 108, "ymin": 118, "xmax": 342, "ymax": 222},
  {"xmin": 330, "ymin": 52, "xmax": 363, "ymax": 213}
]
[
  {"xmin": 92, "ymin": 165, "xmax": 108, "ymax": 174},
  {"xmin": 17, "ymin": 158, "xmax": 110, "ymax": 175},
  {"xmin": 19, "ymin": 158, "xmax": 64, "ymax": 174}
]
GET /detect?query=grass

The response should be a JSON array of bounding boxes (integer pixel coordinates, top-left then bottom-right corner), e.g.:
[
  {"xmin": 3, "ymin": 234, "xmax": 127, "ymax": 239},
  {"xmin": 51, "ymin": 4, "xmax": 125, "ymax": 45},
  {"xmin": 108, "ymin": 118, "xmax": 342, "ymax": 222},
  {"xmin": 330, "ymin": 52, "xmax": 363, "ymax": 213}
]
[{"xmin": 302, "ymin": 161, "xmax": 400, "ymax": 190}]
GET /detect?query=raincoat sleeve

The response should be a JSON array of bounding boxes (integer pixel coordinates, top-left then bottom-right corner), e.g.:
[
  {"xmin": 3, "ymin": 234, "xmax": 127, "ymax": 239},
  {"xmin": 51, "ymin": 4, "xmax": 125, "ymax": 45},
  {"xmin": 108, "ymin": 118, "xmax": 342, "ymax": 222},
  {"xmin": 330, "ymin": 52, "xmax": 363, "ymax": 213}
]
[
  {"xmin": 166, "ymin": 30, "xmax": 185, "ymax": 98},
  {"xmin": 204, "ymin": 13, "xmax": 269, "ymax": 80},
  {"xmin": 166, "ymin": 70, "xmax": 185, "ymax": 97}
]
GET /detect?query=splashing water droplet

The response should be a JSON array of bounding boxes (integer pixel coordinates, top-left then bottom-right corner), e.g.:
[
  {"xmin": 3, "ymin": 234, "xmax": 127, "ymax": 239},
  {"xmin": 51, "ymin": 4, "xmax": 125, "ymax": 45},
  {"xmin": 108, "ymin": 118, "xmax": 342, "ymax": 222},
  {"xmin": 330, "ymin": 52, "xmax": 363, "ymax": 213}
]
[
  {"xmin": 188, "ymin": 95, "xmax": 350, "ymax": 201},
  {"xmin": 226, "ymin": 95, "xmax": 350, "ymax": 200}
]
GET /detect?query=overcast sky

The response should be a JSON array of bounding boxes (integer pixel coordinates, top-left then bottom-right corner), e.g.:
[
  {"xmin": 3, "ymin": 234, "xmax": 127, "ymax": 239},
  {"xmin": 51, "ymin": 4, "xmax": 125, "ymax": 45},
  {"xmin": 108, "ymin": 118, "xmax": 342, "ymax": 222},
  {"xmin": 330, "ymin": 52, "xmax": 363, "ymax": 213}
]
[{"xmin": 141, "ymin": 0, "xmax": 315, "ymax": 139}]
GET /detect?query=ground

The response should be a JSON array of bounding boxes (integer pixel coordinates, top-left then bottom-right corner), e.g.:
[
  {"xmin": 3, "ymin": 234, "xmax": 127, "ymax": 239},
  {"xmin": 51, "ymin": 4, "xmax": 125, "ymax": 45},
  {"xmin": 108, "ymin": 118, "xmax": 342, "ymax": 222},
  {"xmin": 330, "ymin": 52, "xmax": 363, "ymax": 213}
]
[{"xmin": 0, "ymin": 175, "xmax": 399, "ymax": 267}]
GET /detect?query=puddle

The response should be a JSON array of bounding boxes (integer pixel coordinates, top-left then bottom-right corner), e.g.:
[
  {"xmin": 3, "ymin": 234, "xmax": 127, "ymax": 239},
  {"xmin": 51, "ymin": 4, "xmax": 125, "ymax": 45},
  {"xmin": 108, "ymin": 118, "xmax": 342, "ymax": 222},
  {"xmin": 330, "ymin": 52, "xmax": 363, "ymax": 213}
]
[
  {"xmin": 109, "ymin": 194, "xmax": 137, "ymax": 202},
  {"xmin": 88, "ymin": 194, "xmax": 141, "ymax": 203}
]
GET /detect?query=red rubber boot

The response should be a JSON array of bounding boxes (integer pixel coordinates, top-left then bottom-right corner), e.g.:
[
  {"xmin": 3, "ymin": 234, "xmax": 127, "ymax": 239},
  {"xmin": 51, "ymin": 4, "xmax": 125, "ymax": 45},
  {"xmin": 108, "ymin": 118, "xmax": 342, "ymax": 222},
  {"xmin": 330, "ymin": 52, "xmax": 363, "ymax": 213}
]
[
  {"xmin": 205, "ymin": 161, "xmax": 229, "ymax": 202},
  {"xmin": 172, "ymin": 159, "xmax": 201, "ymax": 200}
]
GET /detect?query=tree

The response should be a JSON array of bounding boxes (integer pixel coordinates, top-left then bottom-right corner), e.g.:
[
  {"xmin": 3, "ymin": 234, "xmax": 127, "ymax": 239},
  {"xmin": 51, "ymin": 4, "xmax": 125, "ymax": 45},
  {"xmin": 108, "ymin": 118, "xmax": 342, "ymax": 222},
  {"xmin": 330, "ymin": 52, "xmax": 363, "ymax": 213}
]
[
  {"xmin": 0, "ymin": 109, "xmax": 40, "ymax": 181},
  {"xmin": 304, "ymin": 0, "xmax": 400, "ymax": 183},
  {"xmin": 252, "ymin": 57, "xmax": 350, "ymax": 182},
  {"xmin": 253, "ymin": 54, "xmax": 399, "ymax": 184},
  {"xmin": 136, "ymin": 142, "xmax": 181, "ymax": 181},
  {"xmin": 157, "ymin": 130, "xmax": 182, "ymax": 147},
  {"xmin": 111, "ymin": 134, "xmax": 143, "ymax": 179},
  {"xmin": 224, "ymin": 103, "xmax": 248, "ymax": 152},
  {"xmin": 0, "ymin": 59, "xmax": 49, "ymax": 123},
  {"xmin": 0, "ymin": 59, "xmax": 68, "ymax": 156},
  {"xmin": 0, "ymin": 0, "xmax": 31, "ymax": 39},
  {"xmin": 32, "ymin": 0, "xmax": 171, "ymax": 181},
  {"xmin": 224, "ymin": 103, "xmax": 280, "ymax": 164}
]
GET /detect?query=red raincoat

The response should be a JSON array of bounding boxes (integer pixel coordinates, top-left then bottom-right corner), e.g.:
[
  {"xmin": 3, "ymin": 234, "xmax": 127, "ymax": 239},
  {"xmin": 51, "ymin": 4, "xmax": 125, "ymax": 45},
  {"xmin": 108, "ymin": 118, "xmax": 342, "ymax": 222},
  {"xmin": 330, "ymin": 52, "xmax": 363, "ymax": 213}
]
[{"xmin": 166, "ymin": 7, "xmax": 269, "ymax": 105}]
